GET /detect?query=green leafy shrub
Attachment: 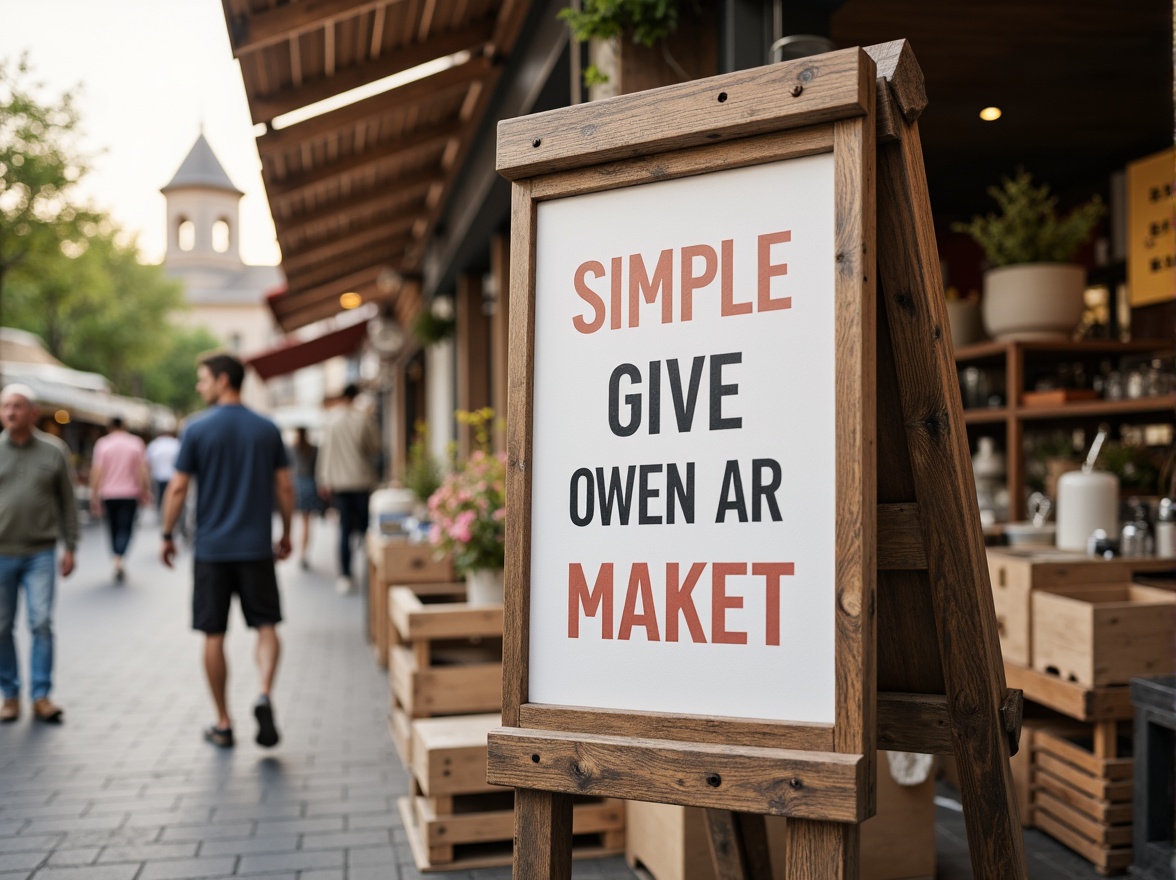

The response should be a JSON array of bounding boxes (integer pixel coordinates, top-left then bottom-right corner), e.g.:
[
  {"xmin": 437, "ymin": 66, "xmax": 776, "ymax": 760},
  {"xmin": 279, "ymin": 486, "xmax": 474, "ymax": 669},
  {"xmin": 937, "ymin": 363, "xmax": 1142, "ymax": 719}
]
[{"xmin": 951, "ymin": 170, "xmax": 1104, "ymax": 268}]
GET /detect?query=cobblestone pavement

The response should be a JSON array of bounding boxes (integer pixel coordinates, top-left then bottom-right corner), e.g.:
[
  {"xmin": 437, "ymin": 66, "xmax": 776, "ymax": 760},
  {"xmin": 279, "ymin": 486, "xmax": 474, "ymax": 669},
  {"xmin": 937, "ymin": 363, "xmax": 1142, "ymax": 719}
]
[{"xmin": 0, "ymin": 516, "xmax": 1109, "ymax": 880}]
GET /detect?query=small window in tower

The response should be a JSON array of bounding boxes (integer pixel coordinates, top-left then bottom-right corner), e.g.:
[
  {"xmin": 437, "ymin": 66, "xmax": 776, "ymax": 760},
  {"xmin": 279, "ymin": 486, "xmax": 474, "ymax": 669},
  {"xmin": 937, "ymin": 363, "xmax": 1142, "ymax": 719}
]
[
  {"xmin": 177, "ymin": 219, "xmax": 195, "ymax": 251},
  {"xmin": 212, "ymin": 219, "xmax": 231, "ymax": 253}
]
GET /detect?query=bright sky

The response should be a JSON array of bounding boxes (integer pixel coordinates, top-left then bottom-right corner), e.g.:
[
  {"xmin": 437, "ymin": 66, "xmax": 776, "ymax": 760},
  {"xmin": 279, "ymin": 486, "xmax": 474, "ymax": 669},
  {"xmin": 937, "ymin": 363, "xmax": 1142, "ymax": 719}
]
[{"xmin": 1, "ymin": 0, "xmax": 280, "ymax": 266}]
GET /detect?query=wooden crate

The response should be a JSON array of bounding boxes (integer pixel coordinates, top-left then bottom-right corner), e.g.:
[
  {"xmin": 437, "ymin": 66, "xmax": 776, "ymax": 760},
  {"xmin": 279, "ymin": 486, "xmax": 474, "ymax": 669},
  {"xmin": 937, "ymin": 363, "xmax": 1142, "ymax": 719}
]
[
  {"xmin": 986, "ymin": 548, "xmax": 1175, "ymax": 667},
  {"xmin": 398, "ymin": 793, "xmax": 624, "ymax": 871},
  {"xmin": 365, "ymin": 534, "xmax": 456, "ymax": 667},
  {"xmin": 400, "ymin": 712, "xmax": 624, "ymax": 870},
  {"xmin": 1032, "ymin": 725, "xmax": 1135, "ymax": 875},
  {"xmin": 1031, "ymin": 585, "xmax": 1176, "ymax": 687},
  {"xmin": 388, "ymin": 588, "xmax": 503, "ymax": 726},
  {"xmin": 625, "ymin": 751, "xmax": 936, "ymax": 880}
]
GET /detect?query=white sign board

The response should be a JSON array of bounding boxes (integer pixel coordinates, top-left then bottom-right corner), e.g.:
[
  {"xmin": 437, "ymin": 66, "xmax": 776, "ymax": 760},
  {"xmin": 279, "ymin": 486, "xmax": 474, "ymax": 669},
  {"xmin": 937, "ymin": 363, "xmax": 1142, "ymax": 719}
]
[{"xmin": 529, "ymin": 154, "xmax": 837, "ymax": 723}]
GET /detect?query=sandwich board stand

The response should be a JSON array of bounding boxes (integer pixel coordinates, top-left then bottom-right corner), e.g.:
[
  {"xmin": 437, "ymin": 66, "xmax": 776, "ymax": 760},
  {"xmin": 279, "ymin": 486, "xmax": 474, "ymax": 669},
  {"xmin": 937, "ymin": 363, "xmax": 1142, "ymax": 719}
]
[{"xmin": 486, "ymin": 41, "xmax": 1028, "ymax": 880}]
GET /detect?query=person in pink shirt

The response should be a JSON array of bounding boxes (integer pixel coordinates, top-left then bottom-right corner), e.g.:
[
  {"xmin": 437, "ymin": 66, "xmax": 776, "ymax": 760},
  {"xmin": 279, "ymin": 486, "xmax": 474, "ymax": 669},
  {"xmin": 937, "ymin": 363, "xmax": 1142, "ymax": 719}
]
[{"xmin": 89, "ymin": 417, "xmax": 151, "ymax": 583}]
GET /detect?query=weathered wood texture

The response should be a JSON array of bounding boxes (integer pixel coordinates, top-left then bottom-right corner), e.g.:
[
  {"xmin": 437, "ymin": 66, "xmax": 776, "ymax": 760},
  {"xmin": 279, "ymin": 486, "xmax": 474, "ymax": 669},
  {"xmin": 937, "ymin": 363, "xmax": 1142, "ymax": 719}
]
[
  {"xmin": 832, "ymin": 96, "xmax": 878, "ymax": 817},
  {"xmin": 487, "ymin": 728, "xmax": 866, "ymax": 822},
  {"xmin": 502, "ymin": 178, "xmax": 536, "ymax": 730},
  {"xmin": 876, "ymin": 504, "xmax": 925, "ymax": 569},
  {"xmin": 496, "ymin": 49, "xmax": 872, "ymax": 179},
  {"xmin": 513, "ymin": 789, "xmax": 573, "ymax": 880},
  {"xmin": 874, "ymin": 52, "xmax": 1027, "ymax": 876},
  {"xmin": 704, "ymin": 811, "xmax": 772, "ymax": 880},
  {"xmin": 780, "ymin": 819, "xmax": 859, "ymax": 880},
  {"xmin": 1005, "ymin": 662, "xmax": 1134, "ymax": 722}
]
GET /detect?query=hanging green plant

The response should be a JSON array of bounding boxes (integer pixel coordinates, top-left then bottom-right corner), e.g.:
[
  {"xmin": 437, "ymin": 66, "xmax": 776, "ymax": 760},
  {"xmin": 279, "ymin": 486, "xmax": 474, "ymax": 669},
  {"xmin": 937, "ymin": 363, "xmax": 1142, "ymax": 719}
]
[
  {"xmin": 560, "ymin": 0, "xmax": 696, "ymax": 86},
  {"xmin": 411, "ymin": 308, "xmax": 455, "ymax": 346}
]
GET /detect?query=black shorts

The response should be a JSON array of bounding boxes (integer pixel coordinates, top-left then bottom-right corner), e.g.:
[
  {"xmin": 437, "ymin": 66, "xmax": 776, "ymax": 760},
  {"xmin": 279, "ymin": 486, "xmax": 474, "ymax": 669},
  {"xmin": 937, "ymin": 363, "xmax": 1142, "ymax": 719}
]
[{"xmin": 193, "ymin": 559, "xmax": 282, "ymax": 633}]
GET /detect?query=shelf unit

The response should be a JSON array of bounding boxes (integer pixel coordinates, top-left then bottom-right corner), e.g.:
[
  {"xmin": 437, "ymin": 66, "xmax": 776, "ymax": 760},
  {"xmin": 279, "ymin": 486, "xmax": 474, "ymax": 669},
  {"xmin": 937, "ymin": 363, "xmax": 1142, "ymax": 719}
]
[{"xmin": 955, "ymin": 339, "xmax": 1176, "ymax": 521}]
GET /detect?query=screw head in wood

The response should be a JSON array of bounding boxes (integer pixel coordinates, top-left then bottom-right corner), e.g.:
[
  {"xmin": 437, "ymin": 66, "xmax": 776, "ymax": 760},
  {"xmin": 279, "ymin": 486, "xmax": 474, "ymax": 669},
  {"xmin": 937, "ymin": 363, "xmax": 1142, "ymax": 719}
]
[
  {"xmin": 790, "ymin": 84, "xmax": 803, "ymax": 98},
  {"xmin": 705, "ymin": 773, "xmax": 722, "ymax": 787},
  {"xmin": 532, "ymin": 138, "xmax": 542, "ymax": 148}
]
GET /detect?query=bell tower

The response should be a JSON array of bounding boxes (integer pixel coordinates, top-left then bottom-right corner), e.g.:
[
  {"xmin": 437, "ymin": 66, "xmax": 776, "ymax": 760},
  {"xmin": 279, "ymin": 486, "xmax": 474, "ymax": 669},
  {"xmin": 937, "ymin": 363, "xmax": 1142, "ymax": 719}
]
[{"xmin": 161, "ymin": 133, "xmax": 244, "ymax": 269}]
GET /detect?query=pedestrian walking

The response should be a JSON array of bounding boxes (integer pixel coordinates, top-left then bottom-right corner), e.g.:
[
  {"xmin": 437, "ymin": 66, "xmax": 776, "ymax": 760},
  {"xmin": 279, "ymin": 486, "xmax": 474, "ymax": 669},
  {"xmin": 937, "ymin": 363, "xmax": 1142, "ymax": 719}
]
[
  {"xmin": 0, "ymin": 384, "xmax": 77, "ymax": 724},
  {"xmin": 291, "ymin": 427, "xmax": 323, "ymax": 570},
  {"xmin": 160, "ymin": 353, "xmax": 293, "ymax": 749},
  {"xmin": 146, "ymin": 429, "xmax": 181, "ymax": 514},
  {"xmin": 316, "ymin": 384, "xmax": 380, "ymax": 594},
  {"xmin": 90, "ymin": 417, "xmax": 151, "ymax": 583}
]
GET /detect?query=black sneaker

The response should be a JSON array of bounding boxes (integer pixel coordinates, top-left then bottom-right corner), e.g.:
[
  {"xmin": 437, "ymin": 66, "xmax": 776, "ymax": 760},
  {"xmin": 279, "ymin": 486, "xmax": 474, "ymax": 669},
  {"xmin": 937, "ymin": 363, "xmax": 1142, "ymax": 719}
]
[
  {"xmin": 254, "ymin": 696, "xmax": 279, "ymax": 748},
  {"xmin": 203, "ymin": 725, "xmax": 234, "ymax": 748}
]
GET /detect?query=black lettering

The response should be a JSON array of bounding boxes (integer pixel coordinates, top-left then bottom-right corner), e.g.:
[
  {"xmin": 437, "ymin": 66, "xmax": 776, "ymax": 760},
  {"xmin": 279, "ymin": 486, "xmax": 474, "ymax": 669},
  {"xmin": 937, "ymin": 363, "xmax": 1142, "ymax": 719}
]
[
  {"xmin": 608, "ymin": 363, "xmax": 642, "ymax": 437},
  {"xmin": 710, "ymin": 352, "xmax": 742, "ymax": 430},
  {"xmin": 667, "ymin": 356, "xmax": 704, "ymax": 432},
  {"xmin": 752, "ymin": 458, "xmax": 783, "ymax": 522},
  {"xmin": 648, "ymin": 361, "xmax": 661, "ymax": 435},
  {"xmin": 715, "ymin": 460, "xmax": 748, "ymax": 522},
  {"xmin": 666, "ymin": 462, "xmax": 694, "ymax": 524},
  {"xmin": 569, "ymin": 468, "xmax": 594, "ymax": 526},
  {"xmin": 596, "ymin": 466, "xmax": 636, "ymax": 525},
  {"xmin": 638, "ymin": 464, "xmax": 663, "ymax": 524}
]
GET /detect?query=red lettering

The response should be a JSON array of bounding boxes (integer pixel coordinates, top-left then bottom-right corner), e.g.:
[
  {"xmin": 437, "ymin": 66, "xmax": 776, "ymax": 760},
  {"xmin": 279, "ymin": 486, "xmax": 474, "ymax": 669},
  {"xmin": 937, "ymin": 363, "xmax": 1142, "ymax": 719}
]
[
  {"xmin": 568, "ymin": 562, "xmax": 614, "ymax": 638},
  {"xmin": 711, "ymin": 562, "xmax": 748, "ymax": 645},
  {"xmin": 572, "ymin": 261, "xmax": 606, "ymax": 334},
  {"xmin": 757, "ymin": 230, "xmax": 792, "ymax": 312},
  {"xmin": 610, "ymin": 256, "xmax": 623, "ymax": 330},
  {"xmin": 720, "ymin": 239, "xmax": 751, "ymax": 316},
  {"xmin": 666, "ymin": 562, "xmax": 707, "ymax": 643},
  {"xmin": 628, "ymin": 250, "xmax": 674, "ymax": 327},
  {"xmin": 680, "ymin": 244, "xmax": 717, "ymax": 322},
  {"xmin": 618, "ymin": 563, "xmax": 660, "ymax": 641},
  {"xmin": 752, "ymin": 562, "xmax": 795, "ymax": 646}
]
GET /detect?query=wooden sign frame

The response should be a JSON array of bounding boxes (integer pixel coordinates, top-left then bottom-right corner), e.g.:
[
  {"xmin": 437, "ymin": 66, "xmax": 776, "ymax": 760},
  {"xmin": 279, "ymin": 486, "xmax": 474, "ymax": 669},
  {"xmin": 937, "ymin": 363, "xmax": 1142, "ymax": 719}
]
[{"xmin": 488, "ymin": 41, "xmax": 1028, "ymax": 880}]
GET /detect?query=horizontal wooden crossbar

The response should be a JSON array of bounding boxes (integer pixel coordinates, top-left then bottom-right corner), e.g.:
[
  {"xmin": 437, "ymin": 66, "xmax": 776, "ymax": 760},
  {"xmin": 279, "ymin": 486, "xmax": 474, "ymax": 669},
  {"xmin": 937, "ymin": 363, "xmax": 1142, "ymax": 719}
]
[{"xmin": 486, "ymin": 727, "xmax": 866, "ymax": 822}]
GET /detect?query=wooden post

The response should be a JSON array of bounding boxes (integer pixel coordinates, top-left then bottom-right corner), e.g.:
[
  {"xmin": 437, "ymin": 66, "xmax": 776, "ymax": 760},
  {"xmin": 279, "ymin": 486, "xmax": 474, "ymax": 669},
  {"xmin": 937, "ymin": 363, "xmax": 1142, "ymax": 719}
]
[
  {"xmin": 456, "ymin": 270, "xmax": 492, "ymax": 457},
  {"xmin": 491, "ymin": 233, "xmax": 511, "ymax": 453}
]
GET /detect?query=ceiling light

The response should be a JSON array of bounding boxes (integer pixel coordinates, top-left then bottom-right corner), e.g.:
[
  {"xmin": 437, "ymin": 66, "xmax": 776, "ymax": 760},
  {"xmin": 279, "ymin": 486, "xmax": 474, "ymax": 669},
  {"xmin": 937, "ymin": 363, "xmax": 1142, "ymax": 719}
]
[
  {"xmin": 340, "ymin": 292, "xmax": 363, "ymax": 310},
  {"xmin": 979, "ymin": 106, "xmax": 1002, "ymax": 122}
]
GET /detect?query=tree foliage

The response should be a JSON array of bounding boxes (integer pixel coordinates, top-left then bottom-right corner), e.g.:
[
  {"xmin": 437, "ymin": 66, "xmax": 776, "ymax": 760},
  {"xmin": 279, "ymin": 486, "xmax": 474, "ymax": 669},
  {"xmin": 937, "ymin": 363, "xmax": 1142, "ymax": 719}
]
[{"xmin": 0, "ymin": 55, "xmax": 225, "ymax": 415}]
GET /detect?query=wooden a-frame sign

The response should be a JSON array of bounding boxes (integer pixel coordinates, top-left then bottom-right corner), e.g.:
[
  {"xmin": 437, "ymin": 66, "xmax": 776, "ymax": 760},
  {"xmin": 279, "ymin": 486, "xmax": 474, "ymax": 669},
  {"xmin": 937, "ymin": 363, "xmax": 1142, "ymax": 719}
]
[{"xmin": 487, "ymin": 40, "xmax": 1028, "ymax": 880}]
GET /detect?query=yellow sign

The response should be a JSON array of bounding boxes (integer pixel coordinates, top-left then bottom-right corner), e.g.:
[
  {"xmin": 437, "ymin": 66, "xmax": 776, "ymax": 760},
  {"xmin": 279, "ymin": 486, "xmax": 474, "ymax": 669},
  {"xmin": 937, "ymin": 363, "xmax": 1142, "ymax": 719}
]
[{"xmin": 1127, "ymin": 148, "xmax": 1175, "ymax": 306}]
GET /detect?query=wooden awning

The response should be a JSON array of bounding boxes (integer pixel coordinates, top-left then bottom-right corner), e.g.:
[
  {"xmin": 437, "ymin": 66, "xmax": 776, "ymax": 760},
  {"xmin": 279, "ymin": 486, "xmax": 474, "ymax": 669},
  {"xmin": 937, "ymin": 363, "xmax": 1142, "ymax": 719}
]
[{"xmin": 220, "ymin": 0, "xmax": 532, "ymax": 331}]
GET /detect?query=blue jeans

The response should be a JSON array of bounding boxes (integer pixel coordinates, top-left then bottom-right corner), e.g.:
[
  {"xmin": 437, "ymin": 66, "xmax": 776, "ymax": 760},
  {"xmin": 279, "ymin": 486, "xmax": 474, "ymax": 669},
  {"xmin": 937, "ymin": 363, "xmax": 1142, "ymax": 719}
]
[
  {"xmin": 332, "ymin": 491, "xmax": 370, "ymax": 577},
  {"xmin": 0, "ymin": 550, "xmax": 56, "ymax": 700}
]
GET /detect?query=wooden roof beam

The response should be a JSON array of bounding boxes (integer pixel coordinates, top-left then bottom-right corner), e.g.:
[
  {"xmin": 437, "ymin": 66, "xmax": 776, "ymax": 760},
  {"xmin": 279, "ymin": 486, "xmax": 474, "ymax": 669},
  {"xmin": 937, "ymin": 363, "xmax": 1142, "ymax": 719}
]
[
  {"xmin": 281, "ymin": 219, "xmax": 416, "ymax": 273},
  {"xmin": 264, "ymin": 119, "xmax": 461, "ymax": 205},
  {"xmin": 275, "ymin": 176, "xmax": 438, "ymax": 243},
  {"xmin": 286, "ymin": 255, "xmax": 401, "ymax": 301},
  {"xmin": 284, "ymin": 234, "xmax": 414, "ymax": 294},
  {"xmin": 228, "ymin": 0, "xmax": 392, "ymax": 58},
  {"xmin": 257, "ymin": 56, "xmax": 492, "ymax": 158},
  {"xmin": 246, "ymin": 21, "xmax": 494, "ymax": 124},
  {"xmin": 274, "ymin": 281, "xmax": 386, "ymax": 332},
  {"xmin": 278, "ymin": 265, "xmax": 388, "ymax": 313}
]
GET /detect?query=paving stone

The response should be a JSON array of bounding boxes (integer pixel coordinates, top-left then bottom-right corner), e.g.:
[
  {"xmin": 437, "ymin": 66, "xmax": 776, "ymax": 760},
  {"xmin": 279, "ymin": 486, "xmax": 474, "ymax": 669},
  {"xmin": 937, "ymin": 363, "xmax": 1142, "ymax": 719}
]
[
  {"xmin": 297, "ymin": 872, "xmax": 344, "ymax": 880},
  {"xmin": 299, "ymin": 830, "xmax": 391, "ymax": 850},
  {"xmin": 0, "ymin": 836, "xmax": 60, "ymax": 854},
  {"xmin": 137, "ymin": 856, "xmax": 238, "ymax": 880},
  {"xmin": 44, "ymin": 849, "xmax": 100, "ymax": 867},
  {"xmin": 96, "ymin": 842, "xmax": 199, "ymax": 864},
  {"xmin": 32, "ymin": 867, "xmax": 142, "ymax": 880},
  {"xmin": 346, "ymin": 846, "xmax": 396, "ymax": 868},
  {"xmin": 237, "ymin": 848, "xmax": 344, "ymax": 874},
  {"xmin": 0, "ymin": 824, "xmax": 27, "ymax": 838},
  {"xmin": 195, "ymin": 837, "xmax": 298, "ymax": 858},
  {"xmin": 0, "ymin": 854, "xmax": 44, "ymax": 873},
  {"xmin": 21, "ymin": 818, "xmax": 126, "ymax": 836},
  {"xmin": 159, "ymin": 823, "xmax": 255, "ymax": 843},
  {"xmin": 0, "ymin": 871, "xmax": 33, "ymax": 880},
  {"xmin": 210, "ymin": 803, "xmax": 303, "ymax": 823},
  {"xmin": 253, "ymin": 817, "xmax": 343, "ymax": 837},
  {"xmin": 304, "ymin": 798, "xmax": 390, "ymax": 817}
]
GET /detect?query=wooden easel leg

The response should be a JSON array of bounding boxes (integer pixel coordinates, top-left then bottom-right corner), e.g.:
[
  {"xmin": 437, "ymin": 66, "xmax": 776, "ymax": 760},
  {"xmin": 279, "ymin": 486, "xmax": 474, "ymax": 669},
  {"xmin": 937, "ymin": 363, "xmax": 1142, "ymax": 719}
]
[
  {"xmin": 704, "ymin": 810, "xmax": 772, "ymax": 880},
  {"xmin": 780, "ymin": 819, "xmax": 858, "ymax": 880},
  {"xmin": 513, "ymin": 788, "xmax": 572, "ymax": 880},
  {"xmin": 874, "ymin": 101, "xmax": 1028, "ymax": 879}
]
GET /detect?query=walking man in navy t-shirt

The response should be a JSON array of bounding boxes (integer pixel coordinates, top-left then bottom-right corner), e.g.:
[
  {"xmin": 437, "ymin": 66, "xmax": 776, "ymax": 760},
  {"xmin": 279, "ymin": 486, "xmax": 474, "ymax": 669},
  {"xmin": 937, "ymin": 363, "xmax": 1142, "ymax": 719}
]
[{"xmin": 160, "ymin": 353, "xmax": 294, "ymax": 749}]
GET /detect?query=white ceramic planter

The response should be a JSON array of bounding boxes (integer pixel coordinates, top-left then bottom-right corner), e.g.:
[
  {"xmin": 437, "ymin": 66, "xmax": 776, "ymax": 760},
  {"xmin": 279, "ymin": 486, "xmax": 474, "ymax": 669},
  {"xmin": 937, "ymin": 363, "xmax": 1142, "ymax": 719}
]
[
  {"xmin": 465, "ymin": 568, "xmax": 504, "ymax": 606},
  {"xmin": 981, "ymin": 263, "xmax": 1086, "ymax": 341}
]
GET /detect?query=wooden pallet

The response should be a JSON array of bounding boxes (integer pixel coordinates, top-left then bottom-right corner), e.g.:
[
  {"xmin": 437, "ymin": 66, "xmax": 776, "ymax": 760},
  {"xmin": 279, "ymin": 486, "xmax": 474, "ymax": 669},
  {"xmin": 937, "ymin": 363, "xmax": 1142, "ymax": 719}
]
[
  {"xmin": 387, "ymin": 587, "xmax": 504, "ymax": 764},
  {"xmin": 398, "ymin": 793, "xmax": 624, "ymax": 871},
  {"xmin": 365, "ymin": 535, "xmax": 456, "ymax": 666},
  {"xmin": 1032, "ymin": 725, "xmax": 1134, "ymax": 874}
]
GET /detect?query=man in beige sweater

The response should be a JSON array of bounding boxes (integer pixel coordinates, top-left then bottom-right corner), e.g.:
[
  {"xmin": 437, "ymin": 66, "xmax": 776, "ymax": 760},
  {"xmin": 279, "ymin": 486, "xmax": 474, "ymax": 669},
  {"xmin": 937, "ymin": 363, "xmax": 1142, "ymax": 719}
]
[
  {"xmin": 0, "ymin": 384, "xmax": 77, "ymax": 724},
  {"xmin": 316, "ymin": 384, "xmax": 380, "ymax": 594}
]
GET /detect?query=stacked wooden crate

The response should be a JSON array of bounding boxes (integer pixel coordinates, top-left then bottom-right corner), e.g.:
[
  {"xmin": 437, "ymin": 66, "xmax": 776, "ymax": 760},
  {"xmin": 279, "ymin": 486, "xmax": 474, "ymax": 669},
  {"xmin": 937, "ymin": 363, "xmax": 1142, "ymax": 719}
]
[
  {"xmin": 365, "ymin": 534, "xmax": 455, "ymax": 667},
  {"xmin": 387, "ymin": 586, "xmax": 502, "ymax": 762},
  {"xmin": 987, "ymin": 548, "xmax": 1176, "ymax": 874},
  {"xmin": 398, "ymin": 713, "xmax": 625, "ymax": 870}
]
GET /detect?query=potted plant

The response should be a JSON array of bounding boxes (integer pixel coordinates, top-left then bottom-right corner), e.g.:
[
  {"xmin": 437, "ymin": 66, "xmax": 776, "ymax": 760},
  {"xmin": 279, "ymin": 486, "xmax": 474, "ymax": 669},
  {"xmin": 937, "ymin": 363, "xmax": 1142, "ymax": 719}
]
[
  {"xmin": 952, "ymin": 170, "xmax": 1104, "ymax": 341},
  {"xmin": 427, "ymin": 408, "xmax": 506, "ymax": 605}
]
